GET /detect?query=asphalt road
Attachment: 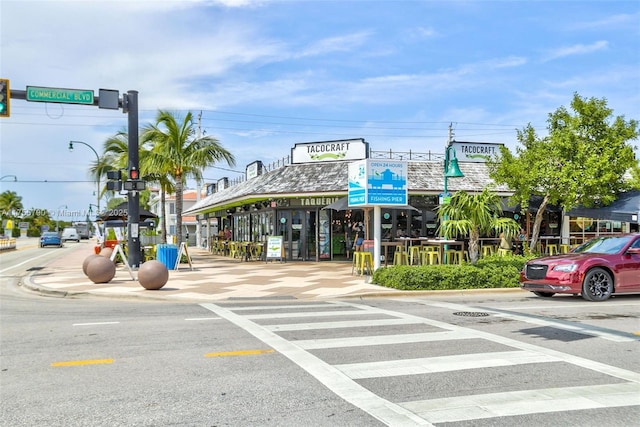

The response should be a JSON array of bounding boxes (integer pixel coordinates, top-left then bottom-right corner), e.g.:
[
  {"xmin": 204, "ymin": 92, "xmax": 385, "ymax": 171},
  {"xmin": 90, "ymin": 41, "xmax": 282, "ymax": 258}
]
[{"xmin": 1, "ymin": 241, "xmax": 639, "ymax": 426}]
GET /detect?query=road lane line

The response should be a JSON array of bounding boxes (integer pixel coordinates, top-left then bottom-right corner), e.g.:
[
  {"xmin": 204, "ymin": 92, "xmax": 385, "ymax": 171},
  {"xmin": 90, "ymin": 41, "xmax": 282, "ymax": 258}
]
[
  {"xmin": 73, "ymin": 322, "xmax": 120, "ymax": 326},
  {"xmin": 51, "ymin": 359, "xmax": 113, "ymax": 367},
  {"xmin": 185, "ymin": 317, "xmax": 221, "ymax": 321},
  {"xmin": 0, "ymin": 251, "xmax": 57, "ymax": 274}
]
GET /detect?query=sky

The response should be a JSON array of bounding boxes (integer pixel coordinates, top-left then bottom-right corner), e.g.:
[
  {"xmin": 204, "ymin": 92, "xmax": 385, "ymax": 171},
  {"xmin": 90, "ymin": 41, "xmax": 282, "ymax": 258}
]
[{"xmin": 1, "ymin": 0, "xmax": 639, "ymax": 223}]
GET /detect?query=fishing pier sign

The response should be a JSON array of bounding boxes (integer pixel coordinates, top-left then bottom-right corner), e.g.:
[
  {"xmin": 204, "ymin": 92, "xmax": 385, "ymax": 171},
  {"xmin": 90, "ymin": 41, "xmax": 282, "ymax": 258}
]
[{"xmin": 348, "ymin": 159, "xmax": 408, "ymax": 207}]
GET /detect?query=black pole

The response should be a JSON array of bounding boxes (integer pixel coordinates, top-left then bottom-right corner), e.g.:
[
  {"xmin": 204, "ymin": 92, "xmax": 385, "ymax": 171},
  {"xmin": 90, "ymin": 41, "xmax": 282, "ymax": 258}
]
[{"xmin": 126, "ymin": 90, "xmax": 141, "ymax": 268}]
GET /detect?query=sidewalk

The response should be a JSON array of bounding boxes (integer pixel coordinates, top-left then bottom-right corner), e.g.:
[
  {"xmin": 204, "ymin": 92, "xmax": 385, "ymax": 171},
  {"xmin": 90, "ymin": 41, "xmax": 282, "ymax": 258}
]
[{"xmin": 24, "ymin": 241, "xmax": 399, "ymax": 301}]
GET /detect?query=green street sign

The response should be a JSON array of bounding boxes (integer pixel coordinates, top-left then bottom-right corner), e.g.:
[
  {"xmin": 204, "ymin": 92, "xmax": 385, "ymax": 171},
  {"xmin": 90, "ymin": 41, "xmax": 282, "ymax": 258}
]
[{"xmin": 26, "ymin": 86, "xmax": 94, "ymax": 105}]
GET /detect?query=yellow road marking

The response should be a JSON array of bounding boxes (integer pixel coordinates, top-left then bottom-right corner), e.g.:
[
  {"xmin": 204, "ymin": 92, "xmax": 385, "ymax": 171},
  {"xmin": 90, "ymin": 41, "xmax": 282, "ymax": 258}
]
[
  {"xmin": 51, "ymin": 359, "xmax": 114, "ymax": 367},
  {"xmin": 205, "ymin": 349, "xmax": 274, "ymax": 358}
]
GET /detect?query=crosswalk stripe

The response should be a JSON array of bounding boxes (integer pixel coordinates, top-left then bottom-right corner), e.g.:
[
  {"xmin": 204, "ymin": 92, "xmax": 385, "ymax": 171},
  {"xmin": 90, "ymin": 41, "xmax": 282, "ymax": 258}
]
[
  {"xmin": 295, "ymin": 330, "xmax": 476, "ymax": 350},
  {"xmin": 244, "ymin": 309, "xmax": 372, "ymax": 320},
  {"xmin": 264, "ymin": 317, "xmax": 422, "ymax": 331},
  {"xmin": 400, "ymin": 382, "xmax": 640, "ymax": 423},
  {"xmin": 335, "ymin": 350, "xmax": 560, "ymax": 379}
]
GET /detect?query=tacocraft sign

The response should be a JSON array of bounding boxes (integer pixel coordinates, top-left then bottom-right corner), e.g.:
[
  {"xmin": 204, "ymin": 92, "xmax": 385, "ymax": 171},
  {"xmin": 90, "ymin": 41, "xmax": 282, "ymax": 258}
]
[
  {"xmin": 451, "ymin": 141, "xmax": 503, "ymax": 162},
  {"xmin": 292, "ymin": 138, "xmax": 368, "ymax": 164}
]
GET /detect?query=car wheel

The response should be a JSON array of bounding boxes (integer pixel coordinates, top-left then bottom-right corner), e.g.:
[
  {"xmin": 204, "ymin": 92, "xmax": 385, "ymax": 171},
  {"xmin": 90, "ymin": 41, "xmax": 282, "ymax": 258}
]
[
  {"xmin": 582, "ymin": 268, "xmax": 614, "ymax": 302},
  {"xmin": 533, "ymin": 291, "xmax": 555, "ymax": 298}
]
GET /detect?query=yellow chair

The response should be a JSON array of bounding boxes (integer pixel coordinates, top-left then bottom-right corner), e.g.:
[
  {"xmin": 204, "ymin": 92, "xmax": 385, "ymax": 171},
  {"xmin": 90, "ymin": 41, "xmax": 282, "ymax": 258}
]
[
  {"xmin": 560, "ymin": 244, "xmax": 571, "ymax": 254},
  {"xmin": 352, "ymin": 251, "xmax": 373, "ymax": 275},
  {"xmin": 547, "ymin": 244, "xmax": 559, "ymax": 256},
  {"xmin": 482, "ymin": 245, "xmax": 494, "ymax": 257},
  {"xmin": 445, "ymin": 249, "xmax": 465, "ymax": 264},
  {"xmin": 497, "ymin": 248, "xmax": 511, "ymax": 257},
  {"xmin": 421, "ymin": 250, "xmax": 441, "ymax": 265},
  {"xmin": 228, "ymin": 241, "xmax": 239, "ymax": 259},
  {"xmin": 409, "ymin": 246, "xmax": 422, "ymax": 265},
  {"xmin": 393, "ymin": 248, "xmax": 408, "ymax": 265}
]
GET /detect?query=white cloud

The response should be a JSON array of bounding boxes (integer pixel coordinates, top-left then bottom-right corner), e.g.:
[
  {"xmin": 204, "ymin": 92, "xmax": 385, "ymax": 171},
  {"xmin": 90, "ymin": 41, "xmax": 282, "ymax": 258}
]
[{"xmin": 542, "ymin": 40, "xmax": 609, "ymax": 62}]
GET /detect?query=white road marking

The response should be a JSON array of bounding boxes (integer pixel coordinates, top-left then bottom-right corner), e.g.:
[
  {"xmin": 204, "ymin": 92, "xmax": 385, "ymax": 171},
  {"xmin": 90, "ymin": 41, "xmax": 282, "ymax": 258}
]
[
  {"xmin": 200, "ymin": 302, "xmax": 433, "ymax": 427},
  {"xmin": 0, "ymin": 251, "xmax": 57, "ymax": 274},
  {"xmin": 295, "ymin": 330, "xmax": 476, "ymax": 350},
  {"xmin": 73, "ymin": 322, "xmax": 120, "ymax": 326},
  {"xmin": 203, "ymin": 300, "xmax": 640, "ymax": 425},
  {"xmin": 184, "ymin": 317, "xmax": 221, "ymax": 321},
  {"xmin": 412, "ymin": 300, "xmax": 639, "ymax": 342},
  {"xmin": 335, "ymin": 350, "xmax": 560, "ymax": 379},
  {"xmin": 401, "ymin": 382, "xmax": 640, "ymax": 424}
]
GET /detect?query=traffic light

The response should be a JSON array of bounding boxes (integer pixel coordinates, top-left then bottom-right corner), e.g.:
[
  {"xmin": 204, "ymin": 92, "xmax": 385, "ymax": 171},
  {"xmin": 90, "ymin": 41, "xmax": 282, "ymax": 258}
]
[
  {"xmin": 0, "ymin": 78, "xmax": 10, "ymax": 118},
  {"xmin": 106, "ymin": 170, "xmax": 122, "ymax": 180},
  {"xmin": 106, "ymin": 170, "xmax": 122, "ymax": 191},
  {"xmin": 129, "ymin": 168, "xmax": 139, "ymax": 180}
]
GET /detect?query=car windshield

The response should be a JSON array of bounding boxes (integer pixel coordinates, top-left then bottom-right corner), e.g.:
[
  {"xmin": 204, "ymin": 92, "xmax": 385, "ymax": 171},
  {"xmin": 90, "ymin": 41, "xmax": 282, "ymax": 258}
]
[
  {"xmin": 573, "ymin": 236, "xmax": 632, "ymax": 254},
  {"xmin": 43, "ymin": 232, "xmax": 58, "ymax": 237}
]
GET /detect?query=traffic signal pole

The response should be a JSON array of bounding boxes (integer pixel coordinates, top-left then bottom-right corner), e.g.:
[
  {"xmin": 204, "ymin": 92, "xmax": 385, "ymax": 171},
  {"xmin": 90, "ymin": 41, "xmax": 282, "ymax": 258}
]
[
  {"xmin": 7, "ymin": 84, "xmax": 142, "ymax": 268},
  {"xmin": 125, "ymin": 90, "xmax": 141, "ymax": 268}
]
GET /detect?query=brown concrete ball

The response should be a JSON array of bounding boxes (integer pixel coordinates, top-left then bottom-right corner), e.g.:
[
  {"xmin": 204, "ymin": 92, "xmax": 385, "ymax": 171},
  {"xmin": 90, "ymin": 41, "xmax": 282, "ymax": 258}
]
[
  {"xmin": 137, "ymin": 260, "xmax": 169, "ymax": 290},
  {"xmin": 100, "ymin": 247, "xmax": 114, "ymax": 259},
  {"xmin": 82, "ymin": 254, "xmax": 102, "ymax": 276},
  {"xmin": 86, "ymin": 255, "xmax": 116, "ymax": 284}
]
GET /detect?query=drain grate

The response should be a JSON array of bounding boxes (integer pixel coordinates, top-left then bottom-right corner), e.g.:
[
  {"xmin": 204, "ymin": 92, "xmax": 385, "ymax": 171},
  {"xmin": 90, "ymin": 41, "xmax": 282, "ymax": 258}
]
[{"xmin": 453, "ymin": 311, "xmax": 490, "ymax": 317}]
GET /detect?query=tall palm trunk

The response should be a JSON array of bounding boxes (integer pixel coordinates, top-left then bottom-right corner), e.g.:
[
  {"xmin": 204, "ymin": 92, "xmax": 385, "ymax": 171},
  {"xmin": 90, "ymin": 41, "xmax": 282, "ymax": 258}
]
[
  {"xmin": 160, "ymin": 186, "xmax": 168, "ymax": 244},
  {"xmin": 468, "ymin": 228, "xmax": 480, "ymax": 264}
]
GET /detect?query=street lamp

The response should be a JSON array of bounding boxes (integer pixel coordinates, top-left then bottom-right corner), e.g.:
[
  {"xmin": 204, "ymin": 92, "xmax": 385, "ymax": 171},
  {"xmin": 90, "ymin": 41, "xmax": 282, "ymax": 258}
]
[
  {"xmin": 0, "ymin": 175, "xmax": 17, "ymax": 181},
  {"xmin": 442, "ymin": 143, "xmax": 464, "ymax": 262},
  {"xmin": 69, "ymin": 141, "xmax": 100, "ymax": 217}
]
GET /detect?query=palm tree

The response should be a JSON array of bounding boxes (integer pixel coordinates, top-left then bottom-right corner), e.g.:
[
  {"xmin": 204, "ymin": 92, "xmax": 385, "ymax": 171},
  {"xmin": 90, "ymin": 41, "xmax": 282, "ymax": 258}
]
[
  {"xmin": 141, "ymin": 110, "xmax": 235, "ymax": 247},
  {"xmin": 0, "ymin": 190, "xmax": 23, "ymax": 218},
  {"xmin": 437, "ymin": 188, "xmax": 521, "ymax": 264}
]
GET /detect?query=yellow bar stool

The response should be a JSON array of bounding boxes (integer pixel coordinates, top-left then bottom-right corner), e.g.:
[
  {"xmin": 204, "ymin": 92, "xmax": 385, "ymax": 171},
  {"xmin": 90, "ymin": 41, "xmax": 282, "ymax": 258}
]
[
  {"xmin": 547, "ymin": 244, "xmax": 559, "ymax": 256},
  {"xmin": 421, "ymin": 250, "xmax": 441, "ymax": 265},
  {"xmin": 497, "ymin": 248, "xmax": 511, "ymax": 257},
  {"xmin": 352, "ymin": 251, "xmax": 363, "ymax": 275},
  {"xmin": 409, "ymin": 246, "xmax": 422, "ymax": 265},
  {"xmin": 482, "ymin": 245, "xmax": 494, "ymax": 257},
  {"xmin": 359, "ymin": 251, "xmax": 373, "ymax": 275},
  {"xmin": 393, "ymin": 248, "xmax": 408, "ymax": 265},
  {"xmin": 560, "ymin": 244, "xmax": 571, "ymax": 254},
  {"xmin": 445, "ymin": 249, "xmax": 465, "ymax": 264}
]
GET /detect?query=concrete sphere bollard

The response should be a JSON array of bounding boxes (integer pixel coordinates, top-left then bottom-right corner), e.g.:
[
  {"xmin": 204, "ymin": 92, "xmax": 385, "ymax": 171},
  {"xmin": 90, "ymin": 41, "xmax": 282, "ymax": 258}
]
[
  {"xmin": 86, "ymin": 255, "xmax": 116, "ymax": 284},
  {"xmin": 137, "ymin": 260, "xmax": 169, "ymax": 290},
  {"xmin": 82, "ymin": 254, "xmax": 102, "ymax": 276},
  {"xmin": 100, "ymin": 247, "xmax": 114, "ymax": 259}
]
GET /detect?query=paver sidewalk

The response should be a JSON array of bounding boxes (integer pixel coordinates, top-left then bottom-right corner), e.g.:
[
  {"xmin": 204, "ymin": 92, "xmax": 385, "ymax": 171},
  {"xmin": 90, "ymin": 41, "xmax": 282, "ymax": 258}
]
[{"xmin": 25, "ymin": 241, "xmax": 397, "ymax": 301}]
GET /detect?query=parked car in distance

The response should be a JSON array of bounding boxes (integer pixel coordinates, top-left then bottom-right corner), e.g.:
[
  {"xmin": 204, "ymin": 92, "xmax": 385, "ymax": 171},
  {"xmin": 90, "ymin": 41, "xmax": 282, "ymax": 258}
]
[
  {"xmin": 40, "ymin": 231, "xmax": 62, "ymax": 248},
  {"xmin": 61, "ymin": 227, "xmax": 80, "ymax": 242},
  {"xmin": 521, "ymin": 233, "xmax": 640, "ymax": 301}
]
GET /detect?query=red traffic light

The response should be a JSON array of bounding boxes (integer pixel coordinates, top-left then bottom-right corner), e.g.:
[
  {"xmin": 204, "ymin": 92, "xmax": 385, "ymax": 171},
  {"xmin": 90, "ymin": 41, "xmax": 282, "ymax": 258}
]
[{"xmin": 130, "ymin": 169, "xmax": 139, "ymax": 180}]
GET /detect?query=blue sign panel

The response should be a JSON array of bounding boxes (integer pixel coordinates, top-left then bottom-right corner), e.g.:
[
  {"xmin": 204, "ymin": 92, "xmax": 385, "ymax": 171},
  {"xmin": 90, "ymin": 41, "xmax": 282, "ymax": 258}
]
[{"xmin": 348, "ymin": 160, "xmax": 408, "ymax": 207}]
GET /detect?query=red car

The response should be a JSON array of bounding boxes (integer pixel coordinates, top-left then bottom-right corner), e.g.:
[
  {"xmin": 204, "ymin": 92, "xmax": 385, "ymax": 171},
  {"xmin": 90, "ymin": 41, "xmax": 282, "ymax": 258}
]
[{"xmin": 521, "ymin": 233, "xmax": 640, "ymax": 301}]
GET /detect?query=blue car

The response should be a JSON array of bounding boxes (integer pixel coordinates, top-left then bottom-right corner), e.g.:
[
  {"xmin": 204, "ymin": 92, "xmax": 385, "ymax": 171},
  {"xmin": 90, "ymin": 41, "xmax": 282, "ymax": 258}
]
[{"xmin": 40, "ymin": 231, "xmax": 62, "ymax": 248}]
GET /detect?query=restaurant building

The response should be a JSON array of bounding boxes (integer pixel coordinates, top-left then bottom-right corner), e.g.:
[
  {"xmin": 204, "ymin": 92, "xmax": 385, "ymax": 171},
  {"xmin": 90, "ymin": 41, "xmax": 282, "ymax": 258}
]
[{"xmin": 184, "ymin": 138, "xmax": 521, "ymax": 261}]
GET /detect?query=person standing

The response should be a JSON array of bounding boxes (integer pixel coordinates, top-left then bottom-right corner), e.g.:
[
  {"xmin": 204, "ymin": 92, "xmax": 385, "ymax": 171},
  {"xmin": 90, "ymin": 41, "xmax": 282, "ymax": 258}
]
[{"xmin": 354, "ymin": 226, "xmax": 365, "ymax": 252}]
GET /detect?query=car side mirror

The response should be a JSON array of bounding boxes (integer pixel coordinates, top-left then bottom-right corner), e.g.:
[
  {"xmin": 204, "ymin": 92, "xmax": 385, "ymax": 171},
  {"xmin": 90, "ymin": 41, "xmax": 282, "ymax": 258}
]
[{"xmin": 627, "ymin": 247, "xmax": 640, "ymax": 255}]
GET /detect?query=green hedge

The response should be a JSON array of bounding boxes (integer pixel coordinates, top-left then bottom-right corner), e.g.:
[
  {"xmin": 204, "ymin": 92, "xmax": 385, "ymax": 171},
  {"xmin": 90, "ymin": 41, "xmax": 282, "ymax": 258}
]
[{"xmin": 371, "ymin": 255, "xmax": 532, "ymax": 290}]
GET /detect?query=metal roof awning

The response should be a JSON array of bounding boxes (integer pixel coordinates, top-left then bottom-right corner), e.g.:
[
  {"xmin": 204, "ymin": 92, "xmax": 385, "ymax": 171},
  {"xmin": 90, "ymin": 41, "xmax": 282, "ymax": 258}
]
[{"xmin": 567, "ymin": 190, "xmax": 640, "ymax": 223}]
